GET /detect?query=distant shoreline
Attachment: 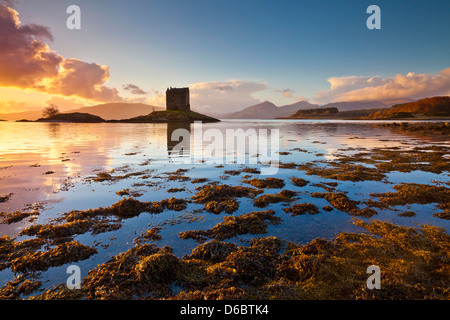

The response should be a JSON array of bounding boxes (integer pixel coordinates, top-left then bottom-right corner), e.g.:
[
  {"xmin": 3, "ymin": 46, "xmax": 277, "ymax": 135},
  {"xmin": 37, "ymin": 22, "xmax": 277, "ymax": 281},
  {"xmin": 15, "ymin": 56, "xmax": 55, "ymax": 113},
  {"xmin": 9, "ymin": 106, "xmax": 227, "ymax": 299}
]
[{"xmin": 3, "ymin": 117, "xmax": 450, "ymax": 123}]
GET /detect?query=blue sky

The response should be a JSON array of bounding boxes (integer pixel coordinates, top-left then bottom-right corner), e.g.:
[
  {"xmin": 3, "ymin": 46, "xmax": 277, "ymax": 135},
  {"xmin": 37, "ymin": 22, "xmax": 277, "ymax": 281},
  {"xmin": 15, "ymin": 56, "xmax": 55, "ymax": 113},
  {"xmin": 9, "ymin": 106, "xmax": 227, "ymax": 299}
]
[{"xmin": 2, "ymin": 0, "xmax": 450, "ymax": 112}]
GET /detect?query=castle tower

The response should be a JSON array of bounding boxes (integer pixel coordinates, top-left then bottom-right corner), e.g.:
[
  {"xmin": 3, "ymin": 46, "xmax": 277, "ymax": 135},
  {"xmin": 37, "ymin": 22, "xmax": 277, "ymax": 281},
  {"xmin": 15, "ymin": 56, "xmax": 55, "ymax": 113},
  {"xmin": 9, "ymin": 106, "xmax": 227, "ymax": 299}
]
[{"xmin": 166, "ymin": 87, "xmax": 190, "ymax": 111}]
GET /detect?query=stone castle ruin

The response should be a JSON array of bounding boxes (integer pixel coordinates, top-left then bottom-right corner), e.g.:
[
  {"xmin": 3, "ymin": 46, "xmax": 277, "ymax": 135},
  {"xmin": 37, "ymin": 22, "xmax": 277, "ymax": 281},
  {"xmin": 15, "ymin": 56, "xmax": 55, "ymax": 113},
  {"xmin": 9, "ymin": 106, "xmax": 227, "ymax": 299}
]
[{"xmin": 166, "ymin": 87, "xmax": 190, "ymax": 111}]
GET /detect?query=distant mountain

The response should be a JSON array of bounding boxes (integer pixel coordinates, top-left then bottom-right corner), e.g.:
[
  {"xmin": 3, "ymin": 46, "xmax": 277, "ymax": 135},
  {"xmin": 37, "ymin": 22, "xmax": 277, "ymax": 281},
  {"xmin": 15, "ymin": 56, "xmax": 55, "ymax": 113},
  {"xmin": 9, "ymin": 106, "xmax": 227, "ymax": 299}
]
[
  {"xmin": 223, "ymin": 100, "xmax": 320, "ymax": 119},
  {"xmin": 68, "ymin": 103, "xmax": 163, "ymax": 120},
  {"xmin": 0, "ymin": 110, "xmax": 43, "ymax": 121}
]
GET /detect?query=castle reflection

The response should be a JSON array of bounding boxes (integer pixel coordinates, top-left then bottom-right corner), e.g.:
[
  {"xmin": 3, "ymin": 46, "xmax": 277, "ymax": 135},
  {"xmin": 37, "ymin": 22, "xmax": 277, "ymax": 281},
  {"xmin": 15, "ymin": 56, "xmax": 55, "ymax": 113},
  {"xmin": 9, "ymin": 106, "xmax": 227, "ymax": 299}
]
[{"xmin": 167, "ymin": 122, "xmax": 191, "ymax": 157}]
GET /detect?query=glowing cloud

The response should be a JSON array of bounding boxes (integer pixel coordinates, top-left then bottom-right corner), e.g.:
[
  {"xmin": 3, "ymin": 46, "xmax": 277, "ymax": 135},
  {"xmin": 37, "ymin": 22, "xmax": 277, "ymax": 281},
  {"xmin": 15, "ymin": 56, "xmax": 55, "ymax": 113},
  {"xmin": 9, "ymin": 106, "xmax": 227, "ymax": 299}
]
[
  {"xmin": 0, "ymin": 3, "xmax": 123, "ymax": 103},
  {"xmin": 315, "ymin": 68, "xmax": 450, "ymax": 103}
]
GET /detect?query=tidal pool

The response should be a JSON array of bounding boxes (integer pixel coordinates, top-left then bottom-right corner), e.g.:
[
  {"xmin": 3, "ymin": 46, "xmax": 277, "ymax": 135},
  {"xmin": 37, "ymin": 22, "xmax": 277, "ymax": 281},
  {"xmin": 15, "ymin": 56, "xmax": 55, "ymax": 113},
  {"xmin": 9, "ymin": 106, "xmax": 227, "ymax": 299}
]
[{"xmin": 0, "ymin": 120, "xmax": 449, "ymax": 293}]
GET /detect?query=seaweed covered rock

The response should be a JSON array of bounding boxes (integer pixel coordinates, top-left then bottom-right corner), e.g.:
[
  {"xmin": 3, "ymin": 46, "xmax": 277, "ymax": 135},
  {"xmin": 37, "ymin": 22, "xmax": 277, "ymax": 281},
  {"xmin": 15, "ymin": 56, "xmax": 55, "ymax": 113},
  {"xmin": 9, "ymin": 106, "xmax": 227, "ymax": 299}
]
[
  {"xmin": 191, "ymin": 184, "xmax": 262, "ymax": 214},
  {"xmin": 25, "ymin": 220, "xmax": 450, "ymax": 300},
  {"xmin": 242, "ymin": 177, "xmax": 285, "ymax": 189},
  {"xmin": 283, "ymin": 203, "xmax": 319, "ymax": 216},
  {"xmin": 188, "ymin": 240, "xmax": 238, "ymax": 263},
  {"xmin": 253, "ymin": 190, "xmax": 297, "ymax": 208},
  {"xmin": 179, "ymin": 210, "xmax": 282, "ymax": 242},
  {"xmin": 10, "ymin": 241, "xmax": 97, "ymax": 273},
  {"xmin": 134, "ymin": 252, "xmax": 184, "ymax": 283}
]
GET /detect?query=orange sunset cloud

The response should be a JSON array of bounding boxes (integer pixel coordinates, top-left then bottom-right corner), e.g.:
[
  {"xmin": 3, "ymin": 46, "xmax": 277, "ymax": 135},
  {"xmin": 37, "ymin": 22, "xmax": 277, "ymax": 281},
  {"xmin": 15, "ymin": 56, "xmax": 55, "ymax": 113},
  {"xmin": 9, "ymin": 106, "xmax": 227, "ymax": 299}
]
[{"xmin": 0, "ymin": 3, "xmax": 123, "ymax": 103}]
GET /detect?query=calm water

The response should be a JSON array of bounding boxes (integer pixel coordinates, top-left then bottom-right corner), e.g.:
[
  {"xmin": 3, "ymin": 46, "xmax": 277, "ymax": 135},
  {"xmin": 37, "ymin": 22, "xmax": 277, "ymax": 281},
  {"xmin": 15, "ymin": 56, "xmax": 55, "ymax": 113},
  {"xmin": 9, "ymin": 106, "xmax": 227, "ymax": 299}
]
[{"xmin": 0, "ymin": 120, "xmax": 449, "ymax": 288}]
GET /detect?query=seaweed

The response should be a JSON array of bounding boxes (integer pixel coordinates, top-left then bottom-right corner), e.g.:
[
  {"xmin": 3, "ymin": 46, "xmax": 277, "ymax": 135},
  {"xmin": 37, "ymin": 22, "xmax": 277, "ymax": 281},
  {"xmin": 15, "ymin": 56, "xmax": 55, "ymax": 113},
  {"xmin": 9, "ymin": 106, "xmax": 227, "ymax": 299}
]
[
  {"xmin": 81, "ymin": 244, "xmax": 181, "ymax": 299},
  {"xmin": 134, "ymin": 227, "xmax": 163, "ymax": 244},
  {"xmin": 19, "ymin": 197, "xmax": 188, "ymax": 240},
  {"xmin": 0, "ymin": 193, "xmax": 13, "ymax": 203},
  {"xmin": 283, "ymin": 203, "xmax": 319, "ymax": 216},
  {"xmin": 370, "ymin": 183, "xmax": 450, "ymax": 206},
  {"xmin": 398, "ymin": 211, "xmax": 416, "ymax": 217},
  {"xmin": 253, "ymin": 190, "xmax": 297, "ymax": 208},
  {"xmin": 242, "ymin": 177, "xmax": 285, "ymax": 189},
  {"xmin": 179, "ymin": 210, "xmax": 281, "ymax": 242},
  {"xmin": 321, "ymin": 192, "xmax": 377, "ymax": 217},
  {"xmin": 0, "ymin": 211, "xmax": 38, "ymax": 224},
  {"xmin": 165, "ymin": 169, "xmax": 190, "ymax": 182},
  {"xmin": 191, "ymin": 184, "xmax": 262, "ymax": 214},
  {"xmin": 0, "ymin": 275, "xmax": 41, "ymax": 299},
  {"xmin": 298, "ymin": 162, "xmax": 386, "ymax": 182},
  {"xmin": 167, "ymin": 188, "xmax": 186, "ymax": 193},
  {"xmin": 291, "ymin": 178, "xmax": 309, "ymax": 187},
  {"xmin": 188, "ymin": 240, "xmax": 238, "ymax": 263},
  {"xmin": 191, "ymin": 178, "xmax": 208, "ymax": 184},
  {"xmin": 434, "ymin": 203, "xmax": 450, "ymax": 220},
  {"xmin": 23, "ymin": 219, "xmax": 450, "ymax": 300},
  {"xmin": 10, "ymin": 241, "xmax": 97, "ymax": 273}
]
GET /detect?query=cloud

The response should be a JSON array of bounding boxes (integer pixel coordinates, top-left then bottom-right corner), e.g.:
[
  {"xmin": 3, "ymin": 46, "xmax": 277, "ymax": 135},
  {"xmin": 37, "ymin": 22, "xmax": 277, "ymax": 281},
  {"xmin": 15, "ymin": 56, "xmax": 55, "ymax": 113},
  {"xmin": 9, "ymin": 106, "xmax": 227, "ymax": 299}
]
[
  {"xmin": 145, "ymin": 90, "xmax": 165, "ymax": 107},
  {"xmin": 315, "ymin": 68, "xmax": 450, "ymax": 103},
  {"xmin": 273, "ymin": 88, "xmax": 295, "ymax": 99},
  {"xmin": 190, "ymin": 79, "xmax": 267, "ymax": 113},
  {"xmin": 0, "ymin": 3, "xmax": 123, "ymax": 103},
  {"xmin": 123, "ymin": 84, "xmax": 148, "ymax": 95}
]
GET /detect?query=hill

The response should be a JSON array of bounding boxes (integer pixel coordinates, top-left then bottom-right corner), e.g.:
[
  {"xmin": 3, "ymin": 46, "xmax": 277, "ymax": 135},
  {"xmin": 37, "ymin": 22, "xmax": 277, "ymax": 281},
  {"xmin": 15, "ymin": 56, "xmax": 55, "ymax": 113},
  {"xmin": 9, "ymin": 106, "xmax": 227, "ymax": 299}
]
[
  {"xmin": 35, "ymin": 113, "xmax": 105, "ymax": 123},
  {"xmin": 114, "ymin": 110, "xmax": 220, "ymax": 123},
  {"xmin": 281, "ymin": 107, "xmax": 388, "ymax": 119},
  {"xmin": 0, "ymin": 110, "xmax": 43, "ymax": 121},
  {"xmin": 223, "ymin": 101, "xmax": 320, "ymax": 119},
  {"xmin": 285, "ymin": 107, "xmax": 339, "ymax": 118},
  {"xmin": 364, "ymin": 96, "xmax": 450, "ymax": 119},
  {"xmin": 68, "ymin": 103, "xmax": 163, "ymax": 120}
]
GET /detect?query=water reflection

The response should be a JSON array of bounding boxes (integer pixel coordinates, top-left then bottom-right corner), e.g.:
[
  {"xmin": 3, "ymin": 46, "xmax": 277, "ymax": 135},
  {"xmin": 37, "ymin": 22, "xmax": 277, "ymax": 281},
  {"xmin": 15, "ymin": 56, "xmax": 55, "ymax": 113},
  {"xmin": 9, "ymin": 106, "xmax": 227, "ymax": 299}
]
[
  {"xmin": 167, "ymin": 122, "xmax": 191, "ymax": 158},
  {"xmin": 47, "ymin": 123, "xmax": 61, "ymax": 138}
]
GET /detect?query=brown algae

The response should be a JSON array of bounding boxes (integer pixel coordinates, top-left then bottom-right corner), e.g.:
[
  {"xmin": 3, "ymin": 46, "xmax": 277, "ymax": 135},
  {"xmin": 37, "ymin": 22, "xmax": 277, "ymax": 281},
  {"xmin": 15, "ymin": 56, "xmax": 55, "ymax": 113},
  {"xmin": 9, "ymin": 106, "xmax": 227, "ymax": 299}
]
[
  {"xmin": 0, "ymin": 193, "xmax": 13, "ymax": 203},
  {"xmin": 28, "ymin": 219, "xmax": 450, "ymax": 300},
  {"xmin": 242, "ymin": 177, "xmax": 286, "ymax": 189},
  {"xmin": 283, "ymin": 203, "xmax": 319, "ymax": 216},
  {"xmin": 313, "ymin": 192, "xmax": 378, "ymax": 217},
  {"xmin": 291, "ymin": 178, "xmax": 309, "ymax": 187},
  {"xmin": 369, "ymin": 183, "xmax": 450, "ymax": 220},
  {"xmin": 253, "ymin": 190, "xmax": 297, "ymax": 208},
  {"xmin": 179, "ymin": 210, "xmax": 281, "ymax": 242},
  {"xmin": 191, "ymin": 184, "xmax": 263, "ymax": 214},
  {"xmin": 19, "ymin": 197, "xmax": 189, "ymax": 240}
]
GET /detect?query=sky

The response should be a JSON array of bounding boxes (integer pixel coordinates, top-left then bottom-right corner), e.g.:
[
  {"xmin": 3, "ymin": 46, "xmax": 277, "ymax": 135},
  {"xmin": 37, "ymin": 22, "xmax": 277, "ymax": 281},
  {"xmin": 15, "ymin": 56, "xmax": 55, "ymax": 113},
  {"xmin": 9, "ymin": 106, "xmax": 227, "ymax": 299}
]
[{"xmin": 0, "ymin": 0, "xmax": 449, "ymax": 114}]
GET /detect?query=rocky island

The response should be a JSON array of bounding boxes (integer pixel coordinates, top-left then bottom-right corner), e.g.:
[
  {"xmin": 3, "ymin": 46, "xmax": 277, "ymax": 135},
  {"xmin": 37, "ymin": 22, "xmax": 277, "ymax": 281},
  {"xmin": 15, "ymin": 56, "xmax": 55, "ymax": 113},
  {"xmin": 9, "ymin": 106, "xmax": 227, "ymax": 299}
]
[{"xmin": 35, "ymin": 112, "xmax": 105, "ymax": 123}]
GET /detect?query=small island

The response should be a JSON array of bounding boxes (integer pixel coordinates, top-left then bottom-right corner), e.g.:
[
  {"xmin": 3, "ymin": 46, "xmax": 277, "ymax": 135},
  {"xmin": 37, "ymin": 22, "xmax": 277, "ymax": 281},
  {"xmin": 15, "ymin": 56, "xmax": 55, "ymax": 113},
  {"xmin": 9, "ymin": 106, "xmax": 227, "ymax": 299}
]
[
  {"xmin": 36, "ymin": 112, "xmax": 105, "ymax": 123},
  {"xmin": 115, "ymin": 109, "xmax": 220, "ymax": 123},
  {"xmin": 31, "ymin": 87, "xmax": 220, "ymax": 123},
  {"xmin": 115, "ymin": 87, "xmax": 219, "ymax": 123}
]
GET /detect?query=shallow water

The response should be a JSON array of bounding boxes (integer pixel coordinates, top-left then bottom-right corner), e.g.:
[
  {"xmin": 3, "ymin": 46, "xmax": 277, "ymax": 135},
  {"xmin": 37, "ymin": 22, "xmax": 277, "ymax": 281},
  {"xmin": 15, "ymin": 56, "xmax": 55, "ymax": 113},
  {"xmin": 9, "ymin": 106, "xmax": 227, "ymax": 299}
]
[{"xmin": 0, "ymin": 120, "xmax": 449, "ymax": 289}]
